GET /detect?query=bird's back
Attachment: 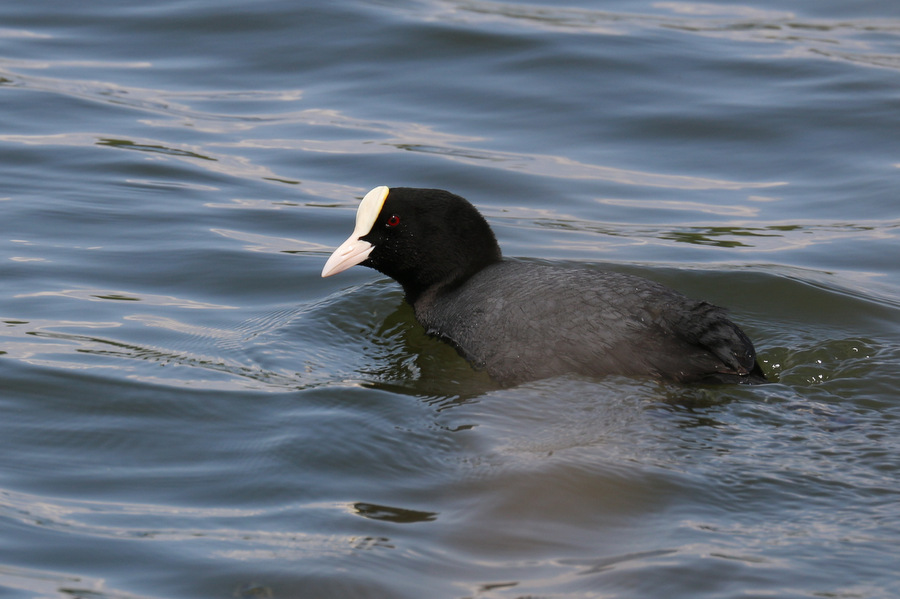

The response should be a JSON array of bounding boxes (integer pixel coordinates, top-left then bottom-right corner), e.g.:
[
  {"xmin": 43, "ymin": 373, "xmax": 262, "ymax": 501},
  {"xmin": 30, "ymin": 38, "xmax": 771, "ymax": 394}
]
[{"xmin": 414, "ymin": 261, "xmax": 765, "ymax": 385}]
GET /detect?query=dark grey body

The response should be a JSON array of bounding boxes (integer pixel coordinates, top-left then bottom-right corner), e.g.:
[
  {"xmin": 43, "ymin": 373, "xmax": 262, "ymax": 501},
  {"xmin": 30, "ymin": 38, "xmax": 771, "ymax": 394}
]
[{"xmin": 413, "ymin": 261, "xmax": 764, "ymax": 386}]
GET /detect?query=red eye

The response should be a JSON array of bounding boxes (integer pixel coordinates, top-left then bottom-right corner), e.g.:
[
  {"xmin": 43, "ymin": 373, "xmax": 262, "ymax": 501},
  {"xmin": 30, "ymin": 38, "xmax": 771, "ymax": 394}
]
[{"xmin": 386, "ymin": 214, "xmax": 401, "ymax": 227}]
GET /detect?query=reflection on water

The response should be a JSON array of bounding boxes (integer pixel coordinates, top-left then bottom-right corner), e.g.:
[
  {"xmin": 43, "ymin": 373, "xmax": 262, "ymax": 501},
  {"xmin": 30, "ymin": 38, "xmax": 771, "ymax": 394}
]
[
  {"xmin": 352, "ymin": 502, "xmax": 438, "ymax": 524},
  {"xmin": 97, "ymin": 138, "xmax": 216, "ymax": 161},
  {"xmin": 17, "ymin": 288, "xmax": 237, "ymax": 309},
  {"xmin": 0, "ymin": 563, "xmax": 162, "ymax": 599},
  {"xmin": 662, "ymin": 225, "xmax": 790, "ymax": 247}
]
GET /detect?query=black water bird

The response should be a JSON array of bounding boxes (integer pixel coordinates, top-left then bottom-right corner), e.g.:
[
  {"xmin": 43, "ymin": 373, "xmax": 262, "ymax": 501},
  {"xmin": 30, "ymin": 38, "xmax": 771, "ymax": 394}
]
[{"xmin": 322, "ymin": 186, "xmax": 767, "ymax": 386}]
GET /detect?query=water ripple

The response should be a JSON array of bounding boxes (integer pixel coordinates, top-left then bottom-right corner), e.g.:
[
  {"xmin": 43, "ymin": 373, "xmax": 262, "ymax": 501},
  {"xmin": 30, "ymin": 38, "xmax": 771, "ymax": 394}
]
[{"xmin": 418, "ymin": 0, "xmax": 900, "ymax": 70}]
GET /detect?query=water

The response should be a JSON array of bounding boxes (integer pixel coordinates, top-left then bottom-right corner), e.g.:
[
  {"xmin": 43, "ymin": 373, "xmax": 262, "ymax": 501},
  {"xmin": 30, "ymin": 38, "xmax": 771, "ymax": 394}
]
[{"xmin": 1, "ymin": 1, "xmax": 899, "ymax": 597}]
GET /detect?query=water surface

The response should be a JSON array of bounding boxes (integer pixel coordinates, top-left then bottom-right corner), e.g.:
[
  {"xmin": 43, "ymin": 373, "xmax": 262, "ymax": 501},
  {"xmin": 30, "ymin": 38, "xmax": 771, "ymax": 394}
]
[{"xmin": 1, "ymin": 1, "xmax": 899, "ymax": 598}]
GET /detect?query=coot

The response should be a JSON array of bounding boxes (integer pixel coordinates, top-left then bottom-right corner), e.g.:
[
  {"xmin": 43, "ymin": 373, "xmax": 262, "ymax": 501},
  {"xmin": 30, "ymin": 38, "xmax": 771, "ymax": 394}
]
[{"xmin": 322, "ymin": 186, "xmax": 767, "ymax": 386}]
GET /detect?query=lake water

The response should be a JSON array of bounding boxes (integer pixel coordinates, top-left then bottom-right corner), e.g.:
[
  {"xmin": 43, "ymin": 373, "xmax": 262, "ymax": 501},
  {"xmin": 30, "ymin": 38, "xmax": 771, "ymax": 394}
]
[{"xmin": 1, "ymin": 1, "xmax": 899, "ymax": 598}]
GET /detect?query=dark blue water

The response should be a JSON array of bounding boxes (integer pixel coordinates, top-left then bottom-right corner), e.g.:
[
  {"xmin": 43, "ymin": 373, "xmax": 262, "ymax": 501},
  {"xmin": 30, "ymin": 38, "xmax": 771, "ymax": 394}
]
[{"xmin": 1, "ymin": 1, "xmax": 899, "ymax": 598}]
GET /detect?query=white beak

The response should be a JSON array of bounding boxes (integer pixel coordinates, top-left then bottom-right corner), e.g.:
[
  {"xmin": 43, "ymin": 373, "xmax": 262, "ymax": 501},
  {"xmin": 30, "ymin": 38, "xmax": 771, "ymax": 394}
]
[
  {"xmin": 321, "ymin": 186, "xmax": 389, "ymax": 278},
  {"xmin": 321, "ymin": 236, "xmax": 373, "ymax": 277}
]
